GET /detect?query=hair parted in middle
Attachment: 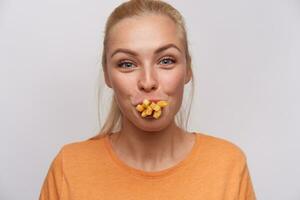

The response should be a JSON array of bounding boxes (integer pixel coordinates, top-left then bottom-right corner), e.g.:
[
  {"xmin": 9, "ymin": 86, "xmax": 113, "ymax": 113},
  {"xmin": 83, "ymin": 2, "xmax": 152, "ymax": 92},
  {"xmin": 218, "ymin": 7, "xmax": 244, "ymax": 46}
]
[{"xmin": 92, "ymin": 0, "xmax": 194, "ymax": 139}]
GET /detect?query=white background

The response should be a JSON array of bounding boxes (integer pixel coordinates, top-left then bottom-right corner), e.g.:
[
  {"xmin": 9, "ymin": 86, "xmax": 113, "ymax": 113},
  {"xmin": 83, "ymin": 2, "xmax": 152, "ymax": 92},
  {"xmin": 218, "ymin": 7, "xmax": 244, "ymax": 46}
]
[{"xmin": 1, "ymin": 0, "xmax": 299, "ymax": 199}]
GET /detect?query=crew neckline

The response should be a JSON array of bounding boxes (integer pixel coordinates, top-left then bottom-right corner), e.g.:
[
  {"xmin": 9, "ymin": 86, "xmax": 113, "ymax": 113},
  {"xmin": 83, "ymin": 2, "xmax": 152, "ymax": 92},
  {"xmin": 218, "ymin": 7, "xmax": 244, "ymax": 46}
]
[{"xmin": 103, "ymin": 132, "xmax": 201, "ymax": 179}]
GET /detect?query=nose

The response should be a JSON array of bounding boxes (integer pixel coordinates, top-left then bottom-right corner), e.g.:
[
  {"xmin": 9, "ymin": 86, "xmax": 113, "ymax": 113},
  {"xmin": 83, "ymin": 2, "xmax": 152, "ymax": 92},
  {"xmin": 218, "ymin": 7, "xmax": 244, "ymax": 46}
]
[{"xmin": 137, "ymin": 67, "xmax": 158, "ymax": 92}]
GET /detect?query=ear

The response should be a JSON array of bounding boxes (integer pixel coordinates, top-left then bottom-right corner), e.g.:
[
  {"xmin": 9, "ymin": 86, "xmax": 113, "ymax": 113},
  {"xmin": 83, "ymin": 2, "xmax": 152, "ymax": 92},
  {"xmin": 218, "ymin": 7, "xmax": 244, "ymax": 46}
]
[
  {"xmin": 184, "ymin": 67, "xmax": 192, "ymax": 84},
  {"xmin": 103, "ymin": 67, "xmax": 112, "ymax": 88}
]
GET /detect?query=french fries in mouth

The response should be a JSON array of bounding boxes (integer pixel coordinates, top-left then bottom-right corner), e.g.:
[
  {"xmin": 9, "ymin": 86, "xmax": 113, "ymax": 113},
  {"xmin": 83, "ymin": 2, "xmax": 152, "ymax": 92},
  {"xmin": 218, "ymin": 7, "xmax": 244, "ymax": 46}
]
[{"xmin": 135, "ymin": 99, "xmax": 169, "ymax": 119}]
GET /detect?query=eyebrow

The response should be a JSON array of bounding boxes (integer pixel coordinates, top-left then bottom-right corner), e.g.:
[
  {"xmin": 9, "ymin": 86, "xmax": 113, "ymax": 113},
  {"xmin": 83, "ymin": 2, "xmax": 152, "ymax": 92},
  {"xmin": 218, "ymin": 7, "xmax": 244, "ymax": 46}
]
[{"xmin": 110, "ymin": 43, "xmax": 182, "ymax": 58}]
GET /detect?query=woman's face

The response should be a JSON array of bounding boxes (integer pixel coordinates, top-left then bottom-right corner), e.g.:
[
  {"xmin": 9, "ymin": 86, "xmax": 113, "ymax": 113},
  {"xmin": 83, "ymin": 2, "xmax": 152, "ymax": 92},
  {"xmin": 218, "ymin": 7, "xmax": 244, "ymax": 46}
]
[{"xmin": 104, "ymin": 14, "xmax": 191, "ymax": 132}]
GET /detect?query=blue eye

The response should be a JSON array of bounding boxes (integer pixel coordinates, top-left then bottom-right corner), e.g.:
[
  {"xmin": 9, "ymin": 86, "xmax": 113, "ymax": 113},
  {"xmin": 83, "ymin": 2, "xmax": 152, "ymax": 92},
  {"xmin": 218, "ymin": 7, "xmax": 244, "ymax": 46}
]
[
  {"xmin": 159, "ymin": 57, "xmax": 176, "ymax": 65},
  {"xmin": 117, "ymin": 61, "xmax": 134, "ymax": 68}
]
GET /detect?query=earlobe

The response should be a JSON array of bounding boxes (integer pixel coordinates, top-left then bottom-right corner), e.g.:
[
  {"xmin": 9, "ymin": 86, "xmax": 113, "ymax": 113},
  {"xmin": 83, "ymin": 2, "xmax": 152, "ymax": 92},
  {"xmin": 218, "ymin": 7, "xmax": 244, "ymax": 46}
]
[
  {"xmin": 184, "ymin": 68, "xmax": 192, "ymax": 84},
  {"xmin": 104, "ymin": 68, "xmax": 112, "ymax": 88}
]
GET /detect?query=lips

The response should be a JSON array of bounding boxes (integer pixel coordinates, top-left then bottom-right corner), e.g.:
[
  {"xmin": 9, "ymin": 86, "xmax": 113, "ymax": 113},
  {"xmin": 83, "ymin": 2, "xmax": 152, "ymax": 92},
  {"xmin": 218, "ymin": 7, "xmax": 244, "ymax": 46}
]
[{"xmin": 133, "ymin": 98, "xmax": 166, "ymax": 106}]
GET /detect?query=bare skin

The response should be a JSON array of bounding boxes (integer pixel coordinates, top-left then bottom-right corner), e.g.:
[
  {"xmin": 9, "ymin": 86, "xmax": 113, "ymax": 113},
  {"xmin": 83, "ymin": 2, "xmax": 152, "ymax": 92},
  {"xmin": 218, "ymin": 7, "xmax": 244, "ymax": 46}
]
[
  {"xmin": 104, "ymin": 14, "xmax": 195, "ymax": 172},
  {"xmin": 109, "ymin": 125, "xmax": 195, "ymax": 172}
]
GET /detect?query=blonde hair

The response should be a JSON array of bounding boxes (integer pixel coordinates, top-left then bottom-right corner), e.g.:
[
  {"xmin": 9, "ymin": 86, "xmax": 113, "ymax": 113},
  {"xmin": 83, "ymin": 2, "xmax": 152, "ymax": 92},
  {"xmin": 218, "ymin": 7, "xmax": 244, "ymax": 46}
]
[{"xmin": 92, "ymin": 0, "xmax": 194, "ymax": 139}]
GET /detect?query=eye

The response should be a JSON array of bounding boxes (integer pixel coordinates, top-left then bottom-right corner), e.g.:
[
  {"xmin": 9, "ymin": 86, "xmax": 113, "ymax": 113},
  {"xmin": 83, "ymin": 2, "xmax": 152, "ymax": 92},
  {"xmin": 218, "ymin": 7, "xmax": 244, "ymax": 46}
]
[
  {"xmin": 117, "ymin": 60, "xmax": 135, "ymax": 69},
  {"xmin": 159, "ymin": 57, "xmax": 176, "ymax": 65}
]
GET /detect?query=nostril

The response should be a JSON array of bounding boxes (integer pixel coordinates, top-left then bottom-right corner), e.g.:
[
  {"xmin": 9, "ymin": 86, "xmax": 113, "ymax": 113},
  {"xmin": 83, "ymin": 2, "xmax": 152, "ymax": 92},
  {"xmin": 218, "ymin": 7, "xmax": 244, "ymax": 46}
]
[
  {"xmin": 138, "ymin": 80, "xmax": 158, "ymax": 92},
  {"xmin": 141, "ymin": 84, "xmax": 157, "ymax": 92},
  {"xmin": 137, "ymin": 68, "xmax": 159, "ymax": 91}
]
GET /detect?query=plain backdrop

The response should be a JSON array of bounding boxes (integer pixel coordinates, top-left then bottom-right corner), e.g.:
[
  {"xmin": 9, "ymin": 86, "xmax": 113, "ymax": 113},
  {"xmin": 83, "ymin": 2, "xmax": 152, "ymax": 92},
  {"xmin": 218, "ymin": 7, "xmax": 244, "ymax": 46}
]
[{"xmin": 1, "ymin": 0, "xmax": 299, "ymax": 199}]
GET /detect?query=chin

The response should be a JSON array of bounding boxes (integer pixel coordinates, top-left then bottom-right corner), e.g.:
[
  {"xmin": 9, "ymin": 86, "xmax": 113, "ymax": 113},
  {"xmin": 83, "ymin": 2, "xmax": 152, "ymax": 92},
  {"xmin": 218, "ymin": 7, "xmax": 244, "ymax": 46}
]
[
  {"xmin": 121, "ymin": 105, "xmax": 174, "ymax": 132},
  {"xmin": 133, "ymin": 117, "xmax": 173, "ymax": 133},
  {"xmin": 135, "ymin": 124, "xmax": 168, "ymax": 133}
]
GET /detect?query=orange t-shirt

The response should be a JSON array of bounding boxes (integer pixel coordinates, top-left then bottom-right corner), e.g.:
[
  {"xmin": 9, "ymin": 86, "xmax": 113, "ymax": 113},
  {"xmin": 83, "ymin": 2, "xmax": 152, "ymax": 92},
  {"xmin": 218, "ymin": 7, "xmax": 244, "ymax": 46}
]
[{"xmin": 39, "ymin": 132, "xmax": 256, "ymax": 200}]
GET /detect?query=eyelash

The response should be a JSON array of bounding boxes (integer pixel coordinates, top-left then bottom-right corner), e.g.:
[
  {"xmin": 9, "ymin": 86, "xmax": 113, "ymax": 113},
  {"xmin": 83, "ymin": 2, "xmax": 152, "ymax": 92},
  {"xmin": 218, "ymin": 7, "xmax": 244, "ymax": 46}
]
[{"xmin": 117, "ymin": 56, "xmax": 176, "ymax": 69}]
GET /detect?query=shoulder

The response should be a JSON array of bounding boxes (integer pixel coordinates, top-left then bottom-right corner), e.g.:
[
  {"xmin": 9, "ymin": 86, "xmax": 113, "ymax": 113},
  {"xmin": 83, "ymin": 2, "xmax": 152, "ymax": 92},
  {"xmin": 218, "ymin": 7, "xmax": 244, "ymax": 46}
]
[
  {"xmin": 195, "ymin": 132, "xmax": 247, "ymax": 164},
  {"xmin": 55, "ymin": 136, "xmax": 107, "ymax": 162}
]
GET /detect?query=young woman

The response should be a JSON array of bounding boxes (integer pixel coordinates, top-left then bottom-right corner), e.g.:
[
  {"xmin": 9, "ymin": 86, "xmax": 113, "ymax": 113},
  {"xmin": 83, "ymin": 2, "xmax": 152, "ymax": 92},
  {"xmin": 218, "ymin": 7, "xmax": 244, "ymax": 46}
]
[{"xmin": 39, "ymin": 0, "xmax": 256, "ymax": 199}]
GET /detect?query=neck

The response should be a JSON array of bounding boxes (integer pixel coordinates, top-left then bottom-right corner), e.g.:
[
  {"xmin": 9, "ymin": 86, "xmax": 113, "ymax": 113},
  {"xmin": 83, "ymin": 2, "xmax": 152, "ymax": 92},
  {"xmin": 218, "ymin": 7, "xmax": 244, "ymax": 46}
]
[{"xmin": 109, "ymin": 116, "xmax": 193, "ymax": 171}]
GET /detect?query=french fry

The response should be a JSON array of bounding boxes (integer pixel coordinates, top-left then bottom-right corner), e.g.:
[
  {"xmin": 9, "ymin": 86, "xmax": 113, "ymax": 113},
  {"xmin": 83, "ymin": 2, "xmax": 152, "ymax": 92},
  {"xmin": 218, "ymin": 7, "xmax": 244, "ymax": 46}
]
[
  {"xmin": 136, "ymin": 99, "xmax": 168, "ymax": 119},
  {"xmin": 157, "ymin": 100, "xmax": 168, "ymax": 108},
  {"xmin": 150, "ymin": 102, "xmax": 161, "ymax": 111},
  {"xmin": 142, "ymin": 99, "xmax": 150, "ymax": 108},
  {"xmin": 141, "ymin": 110, "xmax": 148, "ymax": 117},
  {"xmin": 153, "ymin": 109, "xmax": 162, "ymax": 119},
  {"xmin": 145, "ymin": 106, "xmax": 153, "ymax": 115},
  {"xmin": 136, "ymin": 104, "xmax": 145, "ymax": 112}
]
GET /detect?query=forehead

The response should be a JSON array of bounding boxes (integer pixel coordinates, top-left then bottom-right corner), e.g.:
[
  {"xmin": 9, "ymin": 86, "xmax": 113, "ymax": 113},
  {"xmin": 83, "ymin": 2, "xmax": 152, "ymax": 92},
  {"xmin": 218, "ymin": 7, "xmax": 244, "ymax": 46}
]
[{"xmin": 107, "ymin": 14, "xmax": 184, "ymax": 54}]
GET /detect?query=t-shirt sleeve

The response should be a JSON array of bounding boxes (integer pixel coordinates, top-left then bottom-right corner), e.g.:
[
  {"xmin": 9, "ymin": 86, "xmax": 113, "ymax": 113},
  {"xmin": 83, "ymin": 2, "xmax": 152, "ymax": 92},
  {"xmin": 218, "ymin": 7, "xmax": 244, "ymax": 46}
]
[
  {"xmin": 39, "ymin": 148, "xmax": 65, "ymax": 200},
  {"xmin": 238, "ymin": 159, "xmax": 256, "ymax": 200}
]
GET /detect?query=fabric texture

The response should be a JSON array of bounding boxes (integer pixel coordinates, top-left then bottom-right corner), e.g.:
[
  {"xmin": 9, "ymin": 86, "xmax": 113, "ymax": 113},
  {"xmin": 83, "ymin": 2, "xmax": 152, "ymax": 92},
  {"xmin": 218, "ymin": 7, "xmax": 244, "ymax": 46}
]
[{"xmin": 39, "ymin": 132, "xmax": 256, "ymax": 200}]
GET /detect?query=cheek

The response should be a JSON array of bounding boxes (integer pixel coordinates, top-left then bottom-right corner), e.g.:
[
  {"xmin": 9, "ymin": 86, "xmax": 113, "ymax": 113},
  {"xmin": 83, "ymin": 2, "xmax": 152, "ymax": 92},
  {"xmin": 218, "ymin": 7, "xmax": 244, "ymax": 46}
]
[
  {"xmin": 159, "ymin": 68, "xmax": 186, "ymax": 96},
  {"xmin": 109, "ymin": 68, "xmax": 137, "ymax": 93},
  {"xmin": 108, "ymin": 71, "xmax": 136, "ymax": 110},
  {"xmin": 159, "ymin": 67, "xmax": 186, "ymax": 114}
]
